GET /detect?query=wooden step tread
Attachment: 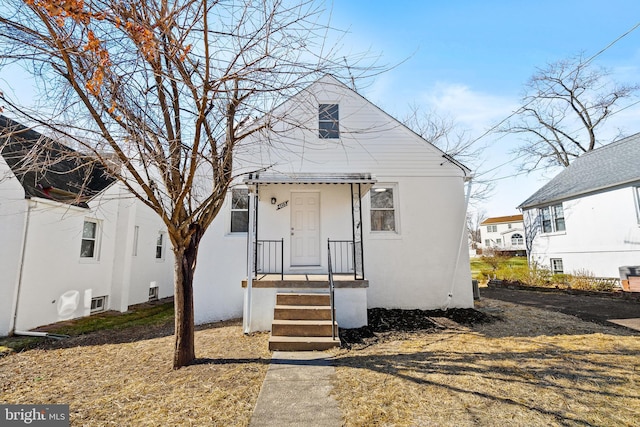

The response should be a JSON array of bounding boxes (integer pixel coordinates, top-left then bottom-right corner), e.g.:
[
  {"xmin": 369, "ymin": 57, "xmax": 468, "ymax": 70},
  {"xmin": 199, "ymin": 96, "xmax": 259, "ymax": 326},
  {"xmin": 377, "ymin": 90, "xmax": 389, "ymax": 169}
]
[
  {"xmin": 269, "ymin": 336, "xmax": 340, "ymax": 343},
  {"xmin": 268, "ymin": 335, "xmax": 341, "ymax": 351},
  {"xmin": 272, "ymin": 319, "xmax": 335, "ymax": 326},
  {"xmin": 274, "ymin": 305, "xmax": 332, "ymax": 310}
]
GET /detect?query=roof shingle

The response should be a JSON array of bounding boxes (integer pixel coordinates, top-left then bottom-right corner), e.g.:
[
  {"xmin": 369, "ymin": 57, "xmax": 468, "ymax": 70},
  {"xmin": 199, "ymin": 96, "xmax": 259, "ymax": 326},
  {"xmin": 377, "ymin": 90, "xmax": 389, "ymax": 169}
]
[{"xmin": 518, "ymin": 133, "xmax": 640, "ymax": 209}]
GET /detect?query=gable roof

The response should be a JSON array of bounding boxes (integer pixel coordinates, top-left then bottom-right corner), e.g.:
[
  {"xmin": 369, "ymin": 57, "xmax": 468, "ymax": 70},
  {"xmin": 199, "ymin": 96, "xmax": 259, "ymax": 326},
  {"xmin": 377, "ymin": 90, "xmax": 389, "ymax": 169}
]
[
  {"xmin": 246, "ymin": 74, "xmax": 472, "ymax": 179},
  {"xmin": 0, "ymin": 115, "xmax": 115, "ymax": 207},
  {"xmin": 481, "ymin": 214, "xmax": 523, "ymax": 225},
  {"xmin": 518, "ymin": 133, "xmax": 640, "ymax": 210}
]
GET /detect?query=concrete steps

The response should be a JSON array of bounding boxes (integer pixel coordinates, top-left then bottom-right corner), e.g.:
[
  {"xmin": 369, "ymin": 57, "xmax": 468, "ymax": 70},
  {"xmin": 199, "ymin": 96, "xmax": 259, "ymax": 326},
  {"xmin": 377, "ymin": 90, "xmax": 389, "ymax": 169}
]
[{"xmin": 269, "ymin": 293, "xmax": 340, "ymax": 351}]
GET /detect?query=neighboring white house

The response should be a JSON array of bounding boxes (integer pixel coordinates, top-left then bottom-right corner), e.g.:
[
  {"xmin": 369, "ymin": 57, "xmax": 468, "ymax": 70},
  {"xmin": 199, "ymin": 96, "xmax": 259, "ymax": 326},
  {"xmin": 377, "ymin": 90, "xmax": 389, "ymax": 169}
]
[
  {"xmin": 479, "ymin": 214, "xmax": 526, "ymax": 255},
  {"xmin": 0, "ymin": 115, "xmax": 174, "ymax": 336},
  {"xmin": 192, "ymin": 75, "xmax": 475, "ymax": 332},
  {"xmin": 518, "ymin": 133, "xmax": 640, "ymax": 280}
]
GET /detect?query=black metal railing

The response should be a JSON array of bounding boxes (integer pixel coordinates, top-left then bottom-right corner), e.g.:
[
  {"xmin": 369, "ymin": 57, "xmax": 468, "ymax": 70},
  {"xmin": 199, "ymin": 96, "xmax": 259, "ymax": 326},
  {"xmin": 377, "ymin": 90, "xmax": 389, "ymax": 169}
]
[
  {"xmin": 328, "ymin": 239, "xmax": 364, "ymax": 280},
  {"xmin": 255, "ymin": 239, "xmax": 283, "ymax": 279},
  {"xmin": 327, "ymin": 239, "xmax": 336, "ymax": 340},
  {"xmin": 328, "ymin": 240, "xmax": 354, "ymax": 274}
]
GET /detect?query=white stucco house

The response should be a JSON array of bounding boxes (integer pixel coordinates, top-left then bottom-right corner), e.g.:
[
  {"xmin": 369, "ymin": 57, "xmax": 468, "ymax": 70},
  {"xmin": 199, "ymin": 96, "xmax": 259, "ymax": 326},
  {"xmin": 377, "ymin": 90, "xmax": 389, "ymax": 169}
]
[
  {"xmin": 479, "ymin": 214, "xmax": 526, "ymax": 255},
  {"xmin": 518, "ymin": 133, "xmax": 640, "ymax": 282},
  {"xmin": 193, "ymin": 75, "xmax": 475, "ymax": 335},
  {"xmin": 0, "ymin": 115, "xmax": 174, "ymax": 336}
]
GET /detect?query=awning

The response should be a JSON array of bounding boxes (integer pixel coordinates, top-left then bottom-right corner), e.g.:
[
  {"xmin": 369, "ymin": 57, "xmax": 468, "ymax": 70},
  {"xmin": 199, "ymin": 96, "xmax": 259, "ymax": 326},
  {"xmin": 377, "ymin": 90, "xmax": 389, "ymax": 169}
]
[{"xmin": 243, "ymin": 172, "xmax": 377, "ymax": 195}]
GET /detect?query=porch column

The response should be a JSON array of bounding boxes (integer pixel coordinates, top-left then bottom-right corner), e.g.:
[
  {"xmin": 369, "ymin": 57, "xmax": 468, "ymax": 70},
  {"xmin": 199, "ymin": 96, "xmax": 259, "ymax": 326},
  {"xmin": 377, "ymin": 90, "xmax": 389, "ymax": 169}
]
[
  {"xmin": 243, "ymin": 186, "xmax": 257, "ymax": 334},
  {"xmin": 351, "ymin": 183, "xmax": 364, "ymax": 280}
]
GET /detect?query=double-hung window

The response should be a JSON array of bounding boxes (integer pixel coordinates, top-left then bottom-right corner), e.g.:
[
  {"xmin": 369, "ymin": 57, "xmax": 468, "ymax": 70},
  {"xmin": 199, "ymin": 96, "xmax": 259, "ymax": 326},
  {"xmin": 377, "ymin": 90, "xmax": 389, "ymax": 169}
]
[
  {"xmin": 81, "ymin": 220, "xmax": 99, "ymax": 259},
  {"xmin": 487, "ymin": 225, "xmax": 497, "ymax": 233},
  {"xmin": 635, "ymin": 186, "xmax": 640, "ymax": 224},
  {"xmin": 230, "ymin": 188, "xmax": 249, "ymax": 233},
  {"xmin": 370, "ymin": 186, "xmax": 397, "ymax": 232},
  {"xmin": 540, "ymin": 203, "xmax": 565, "ymax": 233},
  {"xmin": 319, "ymin": 104, "xmax": 339, "ymax": 139},
  {"xmin": 156, "ymin": 232, "xmax": 165, "ymax": 260}
]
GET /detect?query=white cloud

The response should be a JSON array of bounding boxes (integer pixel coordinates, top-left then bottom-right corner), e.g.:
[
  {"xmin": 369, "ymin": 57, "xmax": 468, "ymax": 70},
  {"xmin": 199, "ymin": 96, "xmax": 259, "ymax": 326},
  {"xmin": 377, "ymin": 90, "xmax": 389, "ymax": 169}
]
[{"xmin": 418, "ymin": 83, "xmax": 518, "ymax": 135}]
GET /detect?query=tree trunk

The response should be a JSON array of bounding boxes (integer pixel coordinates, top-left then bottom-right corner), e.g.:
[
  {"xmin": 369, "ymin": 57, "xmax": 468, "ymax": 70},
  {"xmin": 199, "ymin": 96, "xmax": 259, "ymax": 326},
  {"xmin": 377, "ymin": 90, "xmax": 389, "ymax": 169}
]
[{"xmin": 172, "ymin": 226, "xmax": 203, "ymax": 369}]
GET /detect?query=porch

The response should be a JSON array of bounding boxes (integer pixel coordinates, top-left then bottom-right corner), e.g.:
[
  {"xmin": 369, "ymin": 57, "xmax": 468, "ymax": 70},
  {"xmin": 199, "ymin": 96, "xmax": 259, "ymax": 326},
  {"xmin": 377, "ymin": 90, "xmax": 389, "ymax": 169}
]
[{"xmin": 241, "ymin": 172, "xmax": 375, "ymax": 335}]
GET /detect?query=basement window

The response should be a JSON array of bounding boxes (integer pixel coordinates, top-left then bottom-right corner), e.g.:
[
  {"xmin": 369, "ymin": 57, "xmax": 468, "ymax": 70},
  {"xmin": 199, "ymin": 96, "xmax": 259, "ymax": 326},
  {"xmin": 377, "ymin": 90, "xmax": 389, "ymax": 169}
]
[
  {"xmin": 550, "ymin": 258, "xmax": 564, "ymax": 275},
  {"xmin": 149, "ymin": 286, "xmax": 159, "ymax": 301},
  {"xmin": 90, "ymin": 296, "xmax": 107, "ymax": 313}
]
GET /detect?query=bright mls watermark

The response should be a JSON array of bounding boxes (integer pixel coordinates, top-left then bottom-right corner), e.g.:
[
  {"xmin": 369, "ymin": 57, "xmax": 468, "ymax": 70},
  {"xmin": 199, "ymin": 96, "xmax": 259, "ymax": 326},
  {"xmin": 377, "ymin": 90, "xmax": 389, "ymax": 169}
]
[{"xmin": 1, "ymin": 405, "xmax": 69, "ymax": 426}]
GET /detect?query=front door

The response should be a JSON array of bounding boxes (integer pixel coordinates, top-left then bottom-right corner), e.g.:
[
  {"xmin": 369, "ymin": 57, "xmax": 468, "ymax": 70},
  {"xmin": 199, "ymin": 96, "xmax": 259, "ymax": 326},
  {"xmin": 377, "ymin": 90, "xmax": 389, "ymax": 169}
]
[{"xmin": 291, "ymin": 192, "xmax": 320, "ymax": 266}]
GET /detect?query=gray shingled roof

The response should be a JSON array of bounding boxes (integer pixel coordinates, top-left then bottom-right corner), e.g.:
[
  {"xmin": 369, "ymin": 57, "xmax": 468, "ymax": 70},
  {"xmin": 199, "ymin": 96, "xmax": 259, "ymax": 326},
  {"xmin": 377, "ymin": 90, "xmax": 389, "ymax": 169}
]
[
  {"xmin": 0, "ymin": 115, "xmax": 115, "ymax": 207},
  {"xmin": 518, "ymin": 132, "xmax": 640, "ymax": 209}
]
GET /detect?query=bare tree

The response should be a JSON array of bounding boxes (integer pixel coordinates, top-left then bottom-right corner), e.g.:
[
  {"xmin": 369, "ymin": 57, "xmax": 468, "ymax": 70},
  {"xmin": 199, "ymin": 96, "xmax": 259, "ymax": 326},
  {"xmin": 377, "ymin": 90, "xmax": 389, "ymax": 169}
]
[
  {"xmin": 466, "ymin": 208, "xmax": 486, "ymax": 251},
  {"xmin": 0, "ymin": 0, "xmax": 372, "ymax": 368},
  {"xmin": 403, "ymin": 107, "xmax": 494, "ymax": 203},
  {"xmin": 505, "ymin": 54, "xmax": 638, "ymax": 171}
]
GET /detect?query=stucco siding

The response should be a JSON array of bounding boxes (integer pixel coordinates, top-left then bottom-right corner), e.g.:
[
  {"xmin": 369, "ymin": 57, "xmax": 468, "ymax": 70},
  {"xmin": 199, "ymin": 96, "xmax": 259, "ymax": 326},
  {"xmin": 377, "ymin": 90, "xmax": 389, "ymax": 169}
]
[
  {"xmin": 364, "ymin": 176, "xmax": 473, "ymax": 309},
  {"xmin": 0, "ymin": 159, "xmax": 26, "ymax": 335}
]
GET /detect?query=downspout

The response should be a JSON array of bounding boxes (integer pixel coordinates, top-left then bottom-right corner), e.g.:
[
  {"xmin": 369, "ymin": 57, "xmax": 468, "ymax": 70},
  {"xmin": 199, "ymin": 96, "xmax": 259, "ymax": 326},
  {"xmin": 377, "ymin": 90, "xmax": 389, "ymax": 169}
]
[
  {"xmin": 442, "ymin": 176, "xmax": 473, "ymax": 310},
  {"xmin": 243, "ymin": 186, "xmax": 257, "ymax": 334},
  {"xmin": 10, "ymin": 199, "xmax": 70, "ymax": 340},
  {"xmin": 10, "ymin": 199, "xmax": 33, "ymax": 335}
]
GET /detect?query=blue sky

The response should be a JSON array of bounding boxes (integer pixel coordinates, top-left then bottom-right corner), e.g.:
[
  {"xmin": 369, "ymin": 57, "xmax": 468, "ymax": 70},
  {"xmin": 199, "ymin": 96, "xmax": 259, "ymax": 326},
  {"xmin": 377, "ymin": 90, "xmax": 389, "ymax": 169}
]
[
  {"xmin": 1, "ymin": 1, "xmax": 639, "ymax": 218},
  {"xmin": 326, "ymin": 0, "xmax": 640, "ymax": 217}
]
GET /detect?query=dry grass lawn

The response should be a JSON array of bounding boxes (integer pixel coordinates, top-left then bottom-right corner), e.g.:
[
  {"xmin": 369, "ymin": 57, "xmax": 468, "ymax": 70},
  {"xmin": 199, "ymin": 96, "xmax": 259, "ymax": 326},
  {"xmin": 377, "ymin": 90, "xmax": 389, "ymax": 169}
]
[
  {"xmin": 0, "ymin": 320, "xmax": 270, "ymax": 426},
  {"xmin": 330, "ymin": 299, "xmax": 640, "ymax": 426}
]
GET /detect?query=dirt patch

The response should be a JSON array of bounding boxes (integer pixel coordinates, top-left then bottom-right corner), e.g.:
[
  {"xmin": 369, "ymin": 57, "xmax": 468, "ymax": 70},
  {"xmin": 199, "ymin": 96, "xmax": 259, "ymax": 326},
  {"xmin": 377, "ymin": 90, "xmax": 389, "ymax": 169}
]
[
  {"xmin": 330, "ymin": 299, "xmax": 640, "ymax": 427},
  {"xmin": 339, "ymin": 308, "xmax": 496, "ymax": 348},
  {"xmin": 0, "ymin": 319, "xmax": 270, "ymax": 426}
]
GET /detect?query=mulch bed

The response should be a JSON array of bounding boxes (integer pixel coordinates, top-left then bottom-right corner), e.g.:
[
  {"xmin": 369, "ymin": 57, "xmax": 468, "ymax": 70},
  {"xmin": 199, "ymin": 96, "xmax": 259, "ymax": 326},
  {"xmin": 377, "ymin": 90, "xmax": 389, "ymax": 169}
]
[{"xmin": 339, "ymin": 307, "xmax": 496, "ymax": 348}]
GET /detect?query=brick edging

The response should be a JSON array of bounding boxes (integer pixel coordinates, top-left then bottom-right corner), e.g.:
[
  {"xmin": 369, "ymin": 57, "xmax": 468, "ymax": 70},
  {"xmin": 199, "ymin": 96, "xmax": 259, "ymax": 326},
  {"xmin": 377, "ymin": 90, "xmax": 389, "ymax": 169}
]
[{"xmin": 487, "ymin": 279, "xmax": 640, "ymax": 303}]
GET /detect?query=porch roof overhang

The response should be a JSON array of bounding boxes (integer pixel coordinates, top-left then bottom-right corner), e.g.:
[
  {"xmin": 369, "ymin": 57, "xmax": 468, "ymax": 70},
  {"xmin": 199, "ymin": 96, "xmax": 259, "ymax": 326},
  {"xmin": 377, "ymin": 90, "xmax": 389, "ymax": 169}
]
[{"xmin": 243, "ymin": 172, "xmax": 377, "ymax": 194}]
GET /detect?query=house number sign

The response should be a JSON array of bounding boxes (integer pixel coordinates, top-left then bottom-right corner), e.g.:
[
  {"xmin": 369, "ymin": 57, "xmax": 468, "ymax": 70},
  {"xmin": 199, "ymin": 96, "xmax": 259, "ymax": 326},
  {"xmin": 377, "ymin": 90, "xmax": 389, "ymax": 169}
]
[{"xmin": 277, "ymin": 200, "xmax": 289, "ymax": 210}]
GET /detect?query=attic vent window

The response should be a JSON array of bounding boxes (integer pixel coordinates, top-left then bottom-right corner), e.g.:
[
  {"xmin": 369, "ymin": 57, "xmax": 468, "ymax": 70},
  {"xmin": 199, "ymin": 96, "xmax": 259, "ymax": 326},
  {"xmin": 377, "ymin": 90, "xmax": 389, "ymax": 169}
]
[{"xmin": 319, "ymin": 104, "xmax": 339, "ymax": 139}]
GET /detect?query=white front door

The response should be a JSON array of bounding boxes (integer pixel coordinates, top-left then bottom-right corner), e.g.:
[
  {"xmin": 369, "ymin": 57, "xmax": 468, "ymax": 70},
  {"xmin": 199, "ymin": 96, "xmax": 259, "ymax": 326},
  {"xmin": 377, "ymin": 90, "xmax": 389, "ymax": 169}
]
[{"xmin": 291, "ymin": 192, "xmax": 320, "ymax": 266}]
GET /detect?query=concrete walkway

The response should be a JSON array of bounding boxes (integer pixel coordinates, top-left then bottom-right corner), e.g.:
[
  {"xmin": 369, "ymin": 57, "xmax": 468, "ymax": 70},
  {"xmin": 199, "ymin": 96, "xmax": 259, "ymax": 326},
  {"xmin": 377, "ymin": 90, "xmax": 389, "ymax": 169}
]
[{"xmin": 249, "ymin": 351, "xmax": 342, "ymax": 427}]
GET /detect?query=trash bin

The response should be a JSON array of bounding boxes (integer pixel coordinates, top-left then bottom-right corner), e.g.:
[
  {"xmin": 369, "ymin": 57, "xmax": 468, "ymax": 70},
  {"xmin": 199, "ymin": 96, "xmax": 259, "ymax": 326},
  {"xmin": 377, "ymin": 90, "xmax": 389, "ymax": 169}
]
[{"xmin": 472, "ymin": 280, "xmax": 480, "ymax": 300}]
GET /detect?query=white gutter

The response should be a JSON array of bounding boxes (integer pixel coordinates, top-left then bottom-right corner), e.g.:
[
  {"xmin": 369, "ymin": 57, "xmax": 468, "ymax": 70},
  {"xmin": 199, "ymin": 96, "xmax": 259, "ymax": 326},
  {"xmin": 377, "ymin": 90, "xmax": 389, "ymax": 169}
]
[
  {"xmin": 243, "ymin": 187, "xmax": 257, "ymax": 334},
  {"xmin": 9, "ymin": 199, "xmax": 34, "ymax": 335},
  {"xmin": 442, "ymin": 177, "xmax": 473, "ymax": 310}
]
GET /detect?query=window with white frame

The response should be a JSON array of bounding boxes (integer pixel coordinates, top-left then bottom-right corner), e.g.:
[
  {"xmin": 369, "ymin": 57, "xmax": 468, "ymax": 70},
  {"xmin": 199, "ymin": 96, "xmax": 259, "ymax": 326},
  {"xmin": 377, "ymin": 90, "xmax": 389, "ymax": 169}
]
[
  {"xmin": 550, "ymin": 258, "xmax": 564, "ymax": 274},
  {"xmin": 155, "ymin": 232, "xmax": 165, "ymax": 259},
  {"xmin": 80, "ymin": 220, "xmax": 99, "ymax": 258},
  {"xmin": 484, "ymin": 239, "xmax": 491, "ymax": 247},
  {"xmin": 487, "ymin": 225, "xmax": 497, "ymax": 232},
  {"xmin": 508, "ymin": 223, "xmax": 512, "ymax": 229},
  {"xmin": 511, "ymin": 233, "xmax": 524, "ymax": 246},
  {"xmin": 230, "ymin": 188, "xmax": 249, "ymax": 233},
  {"xmin": 540, "ymin": 203, "xmax": 566, "ymax": 233},
  {"xmin": 319, "ymin": 104, "xmax": 339, "ymax": 139},
  {"xmin": 370, "ymin": 186, "xmax": 397, "ymax": 232},
  {"xmin": 635, "ymin": 186, "xmax": 640, "ymax": 223},
  {"xmin": 496, "ymin": 238, "xmax": 502, "ymax": 245},
  {"xmin": 90, "ymin": 296, "xmax": 107, "ymax": 313}
]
